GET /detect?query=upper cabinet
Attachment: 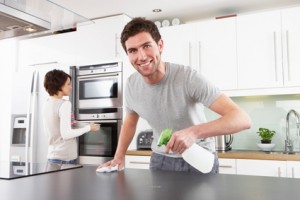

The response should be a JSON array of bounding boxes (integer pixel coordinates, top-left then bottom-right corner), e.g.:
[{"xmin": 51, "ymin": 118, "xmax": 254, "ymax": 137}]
[
  {"xmin": 281, "ymin": 7, "xmax": 300, "ymax": 87},
  {"xmin": 160, "ymin": 24, "xmax": 197, "ymax": 69},
  {"xmin": 196, "ymin": 17, "xmax": 237, "ymax": 90},
  {"xmin": 236, "ymin": 7, "xmax": 300, "ymax": 90},
  {"xmin": 18, "ymin": 15, "xmax": 131, "ymax": 68},
  {"xmin": 160, "ymin": 17, "xmax": 237, "ymax": 90},
  {"xmin": 236, "ymin": 10, "xmax": 283, "ymax": 89}
]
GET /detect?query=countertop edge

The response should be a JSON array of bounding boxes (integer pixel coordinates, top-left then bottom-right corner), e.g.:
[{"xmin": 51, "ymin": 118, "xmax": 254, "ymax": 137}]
[{"xmin": 126, "ymin": 150, "xmax": 300, "ymax": 161}]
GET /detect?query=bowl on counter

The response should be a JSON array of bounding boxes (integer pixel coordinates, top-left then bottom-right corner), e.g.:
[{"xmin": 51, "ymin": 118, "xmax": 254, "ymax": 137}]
[{"xmin": 257, "ymin": 143, "xmax": 276, "ymax": 151}]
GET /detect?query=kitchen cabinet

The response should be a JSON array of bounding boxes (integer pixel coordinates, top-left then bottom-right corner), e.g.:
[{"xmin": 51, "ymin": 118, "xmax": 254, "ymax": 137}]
[
  {"xmin": 236, "ymin": 159, "xmax": 287, "ymax": 177},
  {"xmin": 280, "ymin": 7, "xmax": 300, "ymax": 87},
  {"xmin": 286, "ymin": 161, "xmax": 300, "ymax": 178},
  {"xmin": 218, "ymin": 158, "xmax": 236, "ymax": 174},
  {"xmin": 75, "ymin": 15, "xmax": 131, "ymax": 65},
  {"xmin": 125, "ymin": 155, "xmax": 150, "ymax": 169},
  {"xmin": 18, "ymin": 15, "xmax": 131, "ymax": 68},
  {"xmin": 236, "ymin": 8, "xmax": 300, "ymax": 90},
  {"xmin": 196, "ymin": 17, "xmax": 237, "ymax": 90},
  {"xmin": 236, "ymin": 10, "xmax": 283, "ymax": 89},
  {"xmin": 160, "ymin": 23, "xmax": 197, "ymax": 70},
  {"xmin": 160, "ymin": 17, "xmax": 237, "ymax": 90}
]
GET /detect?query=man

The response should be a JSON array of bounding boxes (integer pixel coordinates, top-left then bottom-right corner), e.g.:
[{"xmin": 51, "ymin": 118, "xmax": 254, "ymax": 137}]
[{"xmin": 97, "ymin": 17, "xmax": 251, "ymax": 173}]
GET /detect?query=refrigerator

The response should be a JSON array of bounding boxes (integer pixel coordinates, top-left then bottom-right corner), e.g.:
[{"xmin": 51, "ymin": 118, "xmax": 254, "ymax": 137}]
[{"xmin": 9, "ymin": 65, "xmax": 70, "ymax": 164}]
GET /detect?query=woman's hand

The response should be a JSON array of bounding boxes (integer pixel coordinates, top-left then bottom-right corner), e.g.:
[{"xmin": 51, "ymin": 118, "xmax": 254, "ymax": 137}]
[{"xmin": 90, "ymin": 122, "xmax": 100, "ymax": 132}]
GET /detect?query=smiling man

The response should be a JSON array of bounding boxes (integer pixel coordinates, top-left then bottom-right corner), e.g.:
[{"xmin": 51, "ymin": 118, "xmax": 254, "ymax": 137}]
[{"xmin": 97, "ymin": 17, "xmax": 251, "ymax": 173}]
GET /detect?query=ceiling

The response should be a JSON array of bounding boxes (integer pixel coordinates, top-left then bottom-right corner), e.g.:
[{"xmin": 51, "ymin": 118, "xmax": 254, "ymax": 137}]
[{"xmin": 50, "ymin": 0, "xmax": 300, "ymax": 23}]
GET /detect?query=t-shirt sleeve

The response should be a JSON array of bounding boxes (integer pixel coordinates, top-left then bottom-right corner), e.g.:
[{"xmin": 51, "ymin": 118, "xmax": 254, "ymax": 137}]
[
  {"xmin": 187, "ymin": 70, "xmax": 222, "ymax": 107},
  {"xmin": 59, "ymin": 101, "xmax": 90, "ymax": 140}
]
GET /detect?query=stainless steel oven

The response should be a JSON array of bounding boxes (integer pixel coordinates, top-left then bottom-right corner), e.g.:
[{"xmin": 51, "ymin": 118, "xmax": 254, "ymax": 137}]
[
  {"xmin": 69, "ymin": 62, "xmax": 123, "ymax": 165},
  {"xmin": 75, "ymin": 62, "xmax": 122, "ymax": 110},
  {"xmin": 77, "ymin": 120, "xmax": 121, "ymax": 165}
]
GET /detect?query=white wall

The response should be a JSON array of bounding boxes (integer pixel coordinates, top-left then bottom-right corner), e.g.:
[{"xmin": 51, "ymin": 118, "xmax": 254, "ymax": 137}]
[{"xmin": 0, "ymin": 38, "xmax": 18, "ymax": 161}]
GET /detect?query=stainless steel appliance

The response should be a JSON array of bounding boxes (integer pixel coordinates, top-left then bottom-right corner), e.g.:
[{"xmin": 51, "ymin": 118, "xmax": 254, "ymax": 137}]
[
  {"xmin": 70, "ymin": 62, "xmax": 123, "ymax": 165},
  {"xmin": 137, "ymin": 130, "xmax": 153, "ymax": 150},
  {"xmin": 75, "ymin": 62, "xmax": 122, "ymax": 109},
  {"xmin": 215, "ymin": 135, "xmax": 233, "ymax": 151},
  {"xmin": 77, "ymin": 120, "xmax": 121, "ymax": 165}
]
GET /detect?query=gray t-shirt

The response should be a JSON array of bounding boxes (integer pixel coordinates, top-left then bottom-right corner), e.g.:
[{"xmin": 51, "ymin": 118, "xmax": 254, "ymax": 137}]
[{"xmin": 125, "ymin": 62, "xmax": 221, "ymax": 157}]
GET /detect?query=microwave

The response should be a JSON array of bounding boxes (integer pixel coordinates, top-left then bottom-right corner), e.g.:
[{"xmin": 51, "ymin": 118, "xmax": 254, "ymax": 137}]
[{"xmin": 71, "ymin": 62, "xmax": 123, "ymax": 110}]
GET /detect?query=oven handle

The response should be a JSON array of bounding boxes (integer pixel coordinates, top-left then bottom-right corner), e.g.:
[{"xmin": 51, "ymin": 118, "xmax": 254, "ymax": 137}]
[
  {"xmin": 78, "ymin": 120, "xmax": 119, "ymax": 123},
  {"xmin": 77, "ymin": 72, "xmax": 121, "ymax": 79}
]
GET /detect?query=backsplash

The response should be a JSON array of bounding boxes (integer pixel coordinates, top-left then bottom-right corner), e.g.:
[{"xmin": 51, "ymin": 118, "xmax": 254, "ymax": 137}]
[{"xmin": 204, "ymin": 94, "xmax": 300, "ymax": 151}]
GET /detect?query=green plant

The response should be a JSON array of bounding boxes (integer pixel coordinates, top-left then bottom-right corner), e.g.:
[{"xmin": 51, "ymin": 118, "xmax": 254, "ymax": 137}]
[{"xmin": 257, "ymin": 128, "xmax": 276, "ymax": 143}]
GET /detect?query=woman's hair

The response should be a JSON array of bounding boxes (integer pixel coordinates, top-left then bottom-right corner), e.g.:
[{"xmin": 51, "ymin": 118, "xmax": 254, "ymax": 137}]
[
  {"xmin": 44, "ymin": 69, "xmax": 71, "ymax": 96},
  {"xmin": 120, "ymin": 17, "xmax": 161, "ymax": 53}
]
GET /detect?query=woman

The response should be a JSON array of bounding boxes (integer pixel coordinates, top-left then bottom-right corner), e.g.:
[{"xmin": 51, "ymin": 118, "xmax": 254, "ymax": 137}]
[{"xmin": 43, "ymin": 69, "xmax": 99, "ymax": 171}]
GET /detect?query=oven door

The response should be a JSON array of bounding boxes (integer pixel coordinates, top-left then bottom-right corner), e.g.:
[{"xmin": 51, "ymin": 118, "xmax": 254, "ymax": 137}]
[
  {"xmin": 78, "ymin": 120, "xmax": 121, "ymax": 165},
  {"xmin": 76, "ymin": 72, "xmax": 122, "ymax": 109}
]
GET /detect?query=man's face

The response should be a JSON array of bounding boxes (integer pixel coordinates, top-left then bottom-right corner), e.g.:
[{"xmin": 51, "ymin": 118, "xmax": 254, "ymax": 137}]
[{"xmin": 125, "ymin": 32, "xmax": 163, "ymax": 77}]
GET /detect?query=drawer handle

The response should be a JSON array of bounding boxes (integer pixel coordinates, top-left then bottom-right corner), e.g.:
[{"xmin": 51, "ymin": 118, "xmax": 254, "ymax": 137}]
[
  {"xmin": 129, "ymin": 161, "xmax": 150, "ymax": 165},
  {"xmin": 219, "ymin": 165, "xmax": 233, "ymax": 168}
]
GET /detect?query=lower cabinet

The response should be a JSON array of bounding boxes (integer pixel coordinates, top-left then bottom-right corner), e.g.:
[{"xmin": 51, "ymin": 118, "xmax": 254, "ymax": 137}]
[
  {"xmin": 286, "ymin": 161, "xmax": 300, "ymax": 178},
  {"xmin": 236, "ymin": 159, "xmax": 287, "ymax": 178},
  {"xmin": 218, "ymin": 158, "xmax": 236, "ymax": 174},
  {"xmin": 125, "ymin": 155, "xmax": 151, "ymax": 169}
]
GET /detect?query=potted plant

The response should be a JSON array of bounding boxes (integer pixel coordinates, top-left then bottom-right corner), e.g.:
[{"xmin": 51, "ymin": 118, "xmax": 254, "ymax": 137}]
[{"xmin": 257, "ymin": 128, "xmax": 276, "ymax": 144}]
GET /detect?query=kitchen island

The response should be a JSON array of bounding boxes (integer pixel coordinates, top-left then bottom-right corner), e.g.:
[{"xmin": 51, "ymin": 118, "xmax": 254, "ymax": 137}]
[{"xmin": 0, "ymin": 165, "xmax": 300, "ymax": 200}]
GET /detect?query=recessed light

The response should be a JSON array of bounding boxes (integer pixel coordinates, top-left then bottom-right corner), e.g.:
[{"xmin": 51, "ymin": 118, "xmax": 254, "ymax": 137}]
[{"xmin": 153, "ymin": 9, "xmax": 162, "ymax": 13}]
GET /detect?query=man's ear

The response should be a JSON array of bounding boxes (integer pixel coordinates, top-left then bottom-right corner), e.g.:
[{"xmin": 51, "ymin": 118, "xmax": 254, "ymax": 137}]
[{"xmin": 158, "ymin": 39, "xmax": 164, "ymax": 54}]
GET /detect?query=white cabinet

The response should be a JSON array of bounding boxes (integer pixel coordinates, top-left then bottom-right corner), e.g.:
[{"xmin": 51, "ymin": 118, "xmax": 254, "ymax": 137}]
[
  {"xmin": 237, "ymin": 10, "xmax": 283, "ymax": 89},
  {"xmin": 218, "ymin": 158, "xmax": 236, "ymax": 174},
  {"xmin": 286, "ymin": 161, "xmax": 300, "ymax": 178},
  {"xmin": 160, "ymin": 24, "xmax": 197, "ymax": 69},
  {"xmin": 236, "ymin": 159, "xmax": 287, "ymax": 177},
  {"xmin": 196, "ymin": 17, "xmax": 238, "ymax": 90},
  {"xmin": 160, "ymin": 18, "xmax": 237, "ymax": 90},
  {"xmin": 281, "ymin": 7, "xmax": 300, "ymax": 87},
  {"xmin": 236, "ymin": 8, "xmax": 300, "ymax": 90},
  {"xmin": 125, "ymin": 155, "xmax": 150, "ymax": 169},
  {"xmin": 75, "ymin": 15, "xmax": 131, "ymax": 65},
  {"xmin": 18, "ymin": 15, "xmax": 131, "ymax": 68}
]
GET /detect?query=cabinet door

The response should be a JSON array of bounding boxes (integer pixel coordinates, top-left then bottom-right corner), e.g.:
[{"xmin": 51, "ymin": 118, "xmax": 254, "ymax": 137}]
[
  {"xmin": 236, "ymin": 159, "xmax": 286, "ymax": 177},
  {"xmin": 125, "ymin": 155, "xmax": 150, "ymax": 169},
  {"xmin": 286, "ymin": 161, "xmax": 300, "ymax": 178},
  {"xmin": 75, "ymin": 15, "xmax": 130, "ymax": 65},
  {"xmin": 237, "ymin": 11, "xmax": 283, "ymax": 89},
  {"xmin": 281, "ymin": 7, "xmax": 300, "ymax": 87},
  {"xmin": 219, "ymin": 158, "xmax": 236, "ymax": 174},
  {"xmin": 160, "ymin": 24, "xmax": 197, "ymax": 70},
  {"xmin": 197, "ymin": 17, "xmax": 238, "ymax": 90}
]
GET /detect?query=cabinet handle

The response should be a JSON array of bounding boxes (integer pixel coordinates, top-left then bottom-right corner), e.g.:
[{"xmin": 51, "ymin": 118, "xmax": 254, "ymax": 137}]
[
  {"xmin": 115, "ymin": 33, "xmax": 119, "ymax": 57},
  {"xmin": 188, "ymin": 42, "xmax": 192, "ymax": 69},
  {"xmin": 292, "ymin": 167, "xmax": 295, "ymax": 178},
  {"xmin": 219, "ymin": 165, "xmax": 233, "ymax": 168},
  {"xmin": 129, "ymin": 161, "xmax": 150, "ymax": 165},
  {"xmin": 286, "ymin": 30, "xmax": 291, "ymax": 81},
  {"xmin": 278, "ymin": 167, "xmax": 281, "ymax": 177},
  {"xmin": 273, "ymin": 32, "xmax": 278, "ymax": 82},
  {"xmin": 198, "ymin": 41, "xmax": 202, "ymax": 72}
]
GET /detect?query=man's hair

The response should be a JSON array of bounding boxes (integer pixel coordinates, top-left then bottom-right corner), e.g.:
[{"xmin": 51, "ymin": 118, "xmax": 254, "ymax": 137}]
[
  {"xmin": 44, "ymin": 69, "xmax": 71, "ymax": 96},
  {"xmin": 121, "ymin": 17, "xmax": 162, "ymax": 53}
]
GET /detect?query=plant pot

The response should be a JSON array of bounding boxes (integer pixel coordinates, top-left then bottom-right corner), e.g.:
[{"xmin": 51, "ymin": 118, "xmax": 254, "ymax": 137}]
[{"xmin": 261, "ymin": 139, "xmax": 271, "ymax": 144}]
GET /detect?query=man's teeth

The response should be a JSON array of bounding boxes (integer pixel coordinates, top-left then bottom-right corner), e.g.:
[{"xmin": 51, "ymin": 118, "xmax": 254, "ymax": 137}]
[{"xmin": 140, "ymin": 62, "xmax": 150, "ymax": 67}]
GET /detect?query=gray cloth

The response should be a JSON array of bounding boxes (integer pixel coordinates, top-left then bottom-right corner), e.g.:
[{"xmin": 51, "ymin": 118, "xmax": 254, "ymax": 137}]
[
  {"xmin": 125, "ymin": 62, "xmax": 222, "ymax": 156},
  {"xmin": 150, "ymin": 152, "xmax": 219, "ymax": 174}
]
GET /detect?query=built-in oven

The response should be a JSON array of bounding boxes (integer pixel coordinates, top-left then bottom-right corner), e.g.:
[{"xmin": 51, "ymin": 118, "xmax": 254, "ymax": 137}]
[
  {"xmin": 75, "ymin": 62, "xmax": 122, "ymax": 110},
  {"xmin": 77, "ymin": 119, "xmax": 121, "ymax": 165},
  {"xmin": 69, "ymin": 62, "xmax": 123, "ymax": 165}
]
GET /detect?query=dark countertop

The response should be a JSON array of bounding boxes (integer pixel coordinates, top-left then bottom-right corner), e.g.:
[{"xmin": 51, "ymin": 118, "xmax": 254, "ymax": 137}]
[
  {"xmin": 1, "ymin": 166, "xmax": 300, "ymax": 200},
  {"xmin": 126, "ymin": 149, "xmax": 300, "ymax": 161}
]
